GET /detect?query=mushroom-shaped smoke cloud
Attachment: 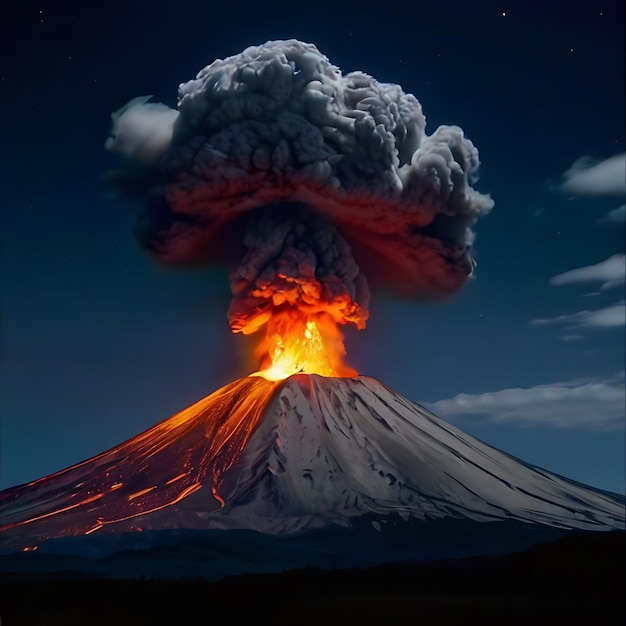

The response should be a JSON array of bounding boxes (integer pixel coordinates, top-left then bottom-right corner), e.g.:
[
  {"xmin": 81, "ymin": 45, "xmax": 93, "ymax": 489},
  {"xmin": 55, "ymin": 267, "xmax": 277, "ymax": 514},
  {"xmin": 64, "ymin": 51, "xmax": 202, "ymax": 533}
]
[{"xmin": 106, "ymin": 40, "xmax": 493, "ymax": 372}]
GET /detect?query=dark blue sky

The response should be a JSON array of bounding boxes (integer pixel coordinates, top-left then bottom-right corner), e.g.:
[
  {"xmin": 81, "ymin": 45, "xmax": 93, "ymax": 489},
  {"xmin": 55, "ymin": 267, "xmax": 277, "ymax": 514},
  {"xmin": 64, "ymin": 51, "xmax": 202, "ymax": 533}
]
[{"xmin": 1, "ymin": 0, "xmax": 624, "ymax": 493}]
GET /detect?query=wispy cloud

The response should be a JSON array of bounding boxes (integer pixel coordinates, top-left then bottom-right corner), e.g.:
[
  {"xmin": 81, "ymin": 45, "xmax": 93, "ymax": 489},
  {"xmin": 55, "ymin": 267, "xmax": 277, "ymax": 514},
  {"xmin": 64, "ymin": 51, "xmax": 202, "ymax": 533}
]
[
  {"xmin": 530, "ymin": 302, "xmax": 625, "ymax": 329},
  {"xmin": 560, "ymin": 334, "xmax": 582, "ymax": 342},
  {"xmin": 429, "ymin": 374, "xmax": 625, "ymax": 430},
  {"xmin": 549, "ymin": 254, "xmax": 625, "ymax": 290},
  {"xmin": 560, "ymin": 153, "xmax": 626, "ymax": 197},
  {"xmin": 599, "ymin": 204, "xmax": 626, "ymax": 224}
]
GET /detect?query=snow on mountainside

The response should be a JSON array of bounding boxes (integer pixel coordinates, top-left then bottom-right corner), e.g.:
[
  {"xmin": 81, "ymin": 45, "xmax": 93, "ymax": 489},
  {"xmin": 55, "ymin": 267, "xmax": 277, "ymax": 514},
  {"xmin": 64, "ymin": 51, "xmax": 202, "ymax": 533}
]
[
  {"xmin": 0, "ymin": 375, "xmax": 623, "ymax": 556},
  {"xmin": 216, "ymin": 375, "xmax": 624, "ymax": 533}
]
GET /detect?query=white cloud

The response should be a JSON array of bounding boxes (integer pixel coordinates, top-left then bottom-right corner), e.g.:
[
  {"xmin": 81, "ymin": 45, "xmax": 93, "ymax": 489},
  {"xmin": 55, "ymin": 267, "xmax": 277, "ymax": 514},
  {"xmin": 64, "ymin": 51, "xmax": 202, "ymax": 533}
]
[
  {"xmin": 549, "ymin": 254, "xmax": 625, "ymax": 290},
  {"xmin": 599, "ymin": 204, "xmax": 626, "ymax": 224},
  {"xmin": 530, "ymin": 303, "xmax": 625, "ymax": 329},
  {"xmin": 560, "ymin": 153, "xmax": 626, "ymax": 197},
  {"xmin": 429, "ymin": 375, "xmax": 625, "ymax": 430}
]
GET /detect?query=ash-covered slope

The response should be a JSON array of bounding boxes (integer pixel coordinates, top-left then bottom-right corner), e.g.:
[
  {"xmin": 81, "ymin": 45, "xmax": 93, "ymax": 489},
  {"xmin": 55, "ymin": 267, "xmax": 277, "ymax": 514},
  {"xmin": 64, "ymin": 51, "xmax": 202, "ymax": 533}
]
[{"xmin": 0, "ymin": 375, "xmax": 623, "ymax": 558}]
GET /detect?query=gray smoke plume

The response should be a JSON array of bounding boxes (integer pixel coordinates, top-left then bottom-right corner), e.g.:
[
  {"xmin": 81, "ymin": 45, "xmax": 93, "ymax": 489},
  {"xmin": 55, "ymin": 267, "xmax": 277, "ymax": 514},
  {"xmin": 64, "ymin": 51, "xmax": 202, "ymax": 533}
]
[
  {"xmin": 105, "ymin": 39, "xmax": 493, "ymax": 335},
  {"xmin": 228, "ymin": 206, "xmax": 369, "ymax": 335}
]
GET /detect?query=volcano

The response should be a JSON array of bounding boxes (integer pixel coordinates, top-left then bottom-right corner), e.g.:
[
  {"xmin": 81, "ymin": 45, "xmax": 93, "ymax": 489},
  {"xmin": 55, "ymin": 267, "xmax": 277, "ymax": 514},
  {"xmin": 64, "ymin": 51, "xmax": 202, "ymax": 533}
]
[{"xmin": 0, "ymin": 375, "xmax": 623, "ymax": 578}]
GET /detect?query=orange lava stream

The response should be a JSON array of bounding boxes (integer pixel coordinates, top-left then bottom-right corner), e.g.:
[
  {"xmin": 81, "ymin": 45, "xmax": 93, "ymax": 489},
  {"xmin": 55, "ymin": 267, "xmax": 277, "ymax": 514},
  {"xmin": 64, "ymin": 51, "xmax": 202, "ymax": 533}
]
[
  {"xmin": 252, "ymin": 309, "xmax": 357, "ymax": 381},
  {"xmin": 0, "ymin": 377, "xmax": 280, "ymax": 544},
  {"xmin": 0, "ymin": 309, "xmax": 356, "ymax": 550}
]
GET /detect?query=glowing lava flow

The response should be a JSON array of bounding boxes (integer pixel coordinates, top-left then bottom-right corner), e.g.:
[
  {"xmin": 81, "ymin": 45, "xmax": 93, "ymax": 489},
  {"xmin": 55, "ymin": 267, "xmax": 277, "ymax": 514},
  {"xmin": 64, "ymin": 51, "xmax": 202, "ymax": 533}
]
[
  {"xmin": 0, "ymin": 377, "xmax": 279, "ymax": 542},
  {"xmin": 252, "ymin": 309, "xmax": 357, "ymax": 381},
  {"xmin": 0, "ymin": 311, "xmax": 358, "ymax": 549}
]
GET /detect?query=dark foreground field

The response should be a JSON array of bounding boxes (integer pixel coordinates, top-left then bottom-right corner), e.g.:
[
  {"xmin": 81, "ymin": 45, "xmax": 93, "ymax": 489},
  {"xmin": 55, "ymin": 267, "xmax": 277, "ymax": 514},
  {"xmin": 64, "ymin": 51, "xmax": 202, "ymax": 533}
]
[{"xmin": 0, "ymin": 531, "xmax": 623, "ymax": 625}]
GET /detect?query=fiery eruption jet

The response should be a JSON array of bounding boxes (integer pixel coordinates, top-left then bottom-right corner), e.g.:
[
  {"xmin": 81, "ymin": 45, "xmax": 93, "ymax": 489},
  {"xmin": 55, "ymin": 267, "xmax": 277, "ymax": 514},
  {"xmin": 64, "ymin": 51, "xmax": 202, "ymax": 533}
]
[{"xmin": 0, "ymin": 41, "xmax": 623, "ymax": 563}]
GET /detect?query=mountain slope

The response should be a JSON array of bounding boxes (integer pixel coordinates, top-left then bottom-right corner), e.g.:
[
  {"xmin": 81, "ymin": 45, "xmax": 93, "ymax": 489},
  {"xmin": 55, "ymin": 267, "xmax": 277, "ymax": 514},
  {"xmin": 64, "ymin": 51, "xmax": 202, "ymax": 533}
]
[
  {"xmin": 0, "ymin": 375, "xmax": 623, "ymax": 558},
  {"xmin": 215, "ymin": 375, "xmax": 623, "ymax": 533}
]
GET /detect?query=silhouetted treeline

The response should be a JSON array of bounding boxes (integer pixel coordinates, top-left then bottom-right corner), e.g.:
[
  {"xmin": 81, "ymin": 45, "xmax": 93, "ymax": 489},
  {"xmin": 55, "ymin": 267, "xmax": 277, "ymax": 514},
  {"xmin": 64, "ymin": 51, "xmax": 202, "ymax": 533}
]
[{"xmin": 0, "ymin": 531, "xmax": 623, "ymax": 625}]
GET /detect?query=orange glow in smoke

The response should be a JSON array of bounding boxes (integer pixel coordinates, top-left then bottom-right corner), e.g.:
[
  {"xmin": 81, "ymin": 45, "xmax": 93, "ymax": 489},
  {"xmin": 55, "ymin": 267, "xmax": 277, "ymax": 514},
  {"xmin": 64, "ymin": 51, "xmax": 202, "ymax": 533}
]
[{"xmin": 252, "ymin": 309, "xmax": 357, "ymax": 381}]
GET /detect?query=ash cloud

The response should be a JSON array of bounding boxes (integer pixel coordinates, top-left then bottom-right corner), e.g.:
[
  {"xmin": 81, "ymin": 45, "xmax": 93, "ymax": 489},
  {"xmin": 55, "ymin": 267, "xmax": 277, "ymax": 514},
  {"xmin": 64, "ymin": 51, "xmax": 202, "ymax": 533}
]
[
  {"xmin": 105, "ymin": 40, "xmax": 492, "ymax": 335},
  {"xmin": 228, "ymin": 207, "xmax": 369, "ymax": 334}
]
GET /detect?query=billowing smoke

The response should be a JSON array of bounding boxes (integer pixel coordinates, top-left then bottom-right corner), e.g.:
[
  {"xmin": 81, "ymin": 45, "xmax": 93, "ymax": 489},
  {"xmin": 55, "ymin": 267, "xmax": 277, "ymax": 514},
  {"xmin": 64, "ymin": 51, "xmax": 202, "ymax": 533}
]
[
  {"xmin": 228, "ymin": 206, "xmax": 369, "ymax": 335},
  {"xmin": 106, "ymin": 39, "xmax": 493, "ymax": 340}
]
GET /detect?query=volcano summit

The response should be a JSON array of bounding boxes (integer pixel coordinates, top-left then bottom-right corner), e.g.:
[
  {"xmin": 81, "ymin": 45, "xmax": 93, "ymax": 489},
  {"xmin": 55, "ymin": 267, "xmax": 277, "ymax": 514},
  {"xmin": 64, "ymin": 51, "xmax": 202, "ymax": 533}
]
[{"xmin": 0, "ymin": 374, "xmax": 623, "ymax": 576}]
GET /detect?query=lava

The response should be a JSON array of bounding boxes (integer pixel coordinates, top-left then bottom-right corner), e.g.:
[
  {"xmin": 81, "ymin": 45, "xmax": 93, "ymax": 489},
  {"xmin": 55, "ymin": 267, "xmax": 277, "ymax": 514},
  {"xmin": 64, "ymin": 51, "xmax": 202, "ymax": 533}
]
[
  {"xmin": 252, "ymin": 309, "xmax": 357, "ymax": 381},
  {"xmin": 0, "ymin": 376, "xmax": 279, "ymax": 544},
  {"xmin": 0, "ymin": 307, "xmax": 357, "ymax": 548}
]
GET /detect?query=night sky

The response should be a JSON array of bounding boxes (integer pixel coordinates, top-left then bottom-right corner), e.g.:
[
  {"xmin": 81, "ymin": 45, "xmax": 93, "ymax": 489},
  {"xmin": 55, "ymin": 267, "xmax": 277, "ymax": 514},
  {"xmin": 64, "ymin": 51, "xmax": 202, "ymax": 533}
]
[{"xmin": 1, "ymin": 0, "xmax": 624, "ymax": 494}]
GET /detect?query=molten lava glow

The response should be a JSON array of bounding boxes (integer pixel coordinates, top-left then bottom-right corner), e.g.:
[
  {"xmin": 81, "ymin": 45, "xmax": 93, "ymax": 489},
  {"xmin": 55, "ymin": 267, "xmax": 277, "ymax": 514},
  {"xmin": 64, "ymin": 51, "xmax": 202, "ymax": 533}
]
[
  {"xmin": 0, "ymin": 377, "xmax": 280, "ymax": 547},
  {"xmin": 0, "ymin": 311, "xmax": 356, "ymax": 550},
  {"xmin": 252, "ymin": 309, "xmax": 357, "ymax": 381}
]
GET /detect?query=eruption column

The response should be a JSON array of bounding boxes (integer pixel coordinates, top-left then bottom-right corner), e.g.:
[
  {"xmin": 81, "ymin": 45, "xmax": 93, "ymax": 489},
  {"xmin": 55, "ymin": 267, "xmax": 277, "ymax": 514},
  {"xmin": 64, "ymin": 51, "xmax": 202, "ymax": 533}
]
[{"xmin": 105, "ymin": 39, "xmax": 494, "ymax": 375}]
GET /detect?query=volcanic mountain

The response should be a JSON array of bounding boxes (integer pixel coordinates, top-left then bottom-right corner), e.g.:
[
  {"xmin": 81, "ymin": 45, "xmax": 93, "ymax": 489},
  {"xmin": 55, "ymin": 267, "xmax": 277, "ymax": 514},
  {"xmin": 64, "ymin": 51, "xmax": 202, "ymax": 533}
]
[{"xmin": 0, "ymin": 374, "xmax": 623, "ymax": 576}]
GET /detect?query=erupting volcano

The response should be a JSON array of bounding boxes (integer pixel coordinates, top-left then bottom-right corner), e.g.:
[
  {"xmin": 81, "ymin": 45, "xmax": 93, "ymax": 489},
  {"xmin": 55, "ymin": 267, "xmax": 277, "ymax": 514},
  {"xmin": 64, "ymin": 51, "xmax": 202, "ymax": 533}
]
[
  {"xmin": 0, "ymin": 368, "xmax": 623, "ymax": 564},
  {"xmin": 0, "ymin": 40, "xmax": 623, "ymax": 574}
]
